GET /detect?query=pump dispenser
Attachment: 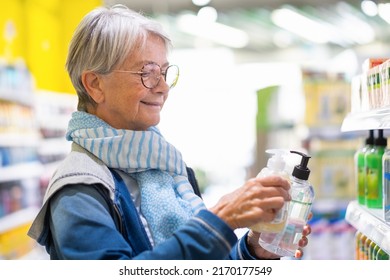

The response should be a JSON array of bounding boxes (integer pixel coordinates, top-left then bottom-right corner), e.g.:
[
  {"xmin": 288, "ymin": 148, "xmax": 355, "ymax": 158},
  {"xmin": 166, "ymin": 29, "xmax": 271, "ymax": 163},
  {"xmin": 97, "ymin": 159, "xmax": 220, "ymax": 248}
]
[
  {"xmin": 365, "ymin": 129, "xmax": 387, "ymax": 208},
  {"xmin": 251, "ymin": 149, "xmax": 290, "ymax": 233},
  {"xmin": 258, "ymin": 150, "xmax": 315, "ymax": 257}
]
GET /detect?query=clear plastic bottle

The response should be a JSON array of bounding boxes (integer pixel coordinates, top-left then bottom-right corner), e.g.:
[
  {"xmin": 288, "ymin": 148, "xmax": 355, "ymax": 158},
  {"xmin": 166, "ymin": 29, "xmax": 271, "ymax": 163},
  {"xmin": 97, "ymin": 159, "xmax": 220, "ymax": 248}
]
[
  {"xmin": 258, "ymin": 150, "xmax": 314, "ymax": 257},
  {"xmin": 250, "ymin": 149, "xmax": 290, "ymax": 233},
  {"xmin": 382, "ymin": 147, "xmax": 390, "ymax": 223}
]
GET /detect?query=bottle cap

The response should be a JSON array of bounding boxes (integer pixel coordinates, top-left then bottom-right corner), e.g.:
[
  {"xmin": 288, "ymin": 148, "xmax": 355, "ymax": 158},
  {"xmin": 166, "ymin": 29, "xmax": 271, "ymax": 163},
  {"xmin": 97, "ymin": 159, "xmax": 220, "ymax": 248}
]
[
  {"xmin": 374, "ymin": 129, "xmax": 387, "ymax": 147},
  {"xmin": 366, "ymin": 130, "xmax": 374, "ymax": 145},
  {"xmin": 291, "ymin": 150, "xmax": 311, "ymax": 180}
]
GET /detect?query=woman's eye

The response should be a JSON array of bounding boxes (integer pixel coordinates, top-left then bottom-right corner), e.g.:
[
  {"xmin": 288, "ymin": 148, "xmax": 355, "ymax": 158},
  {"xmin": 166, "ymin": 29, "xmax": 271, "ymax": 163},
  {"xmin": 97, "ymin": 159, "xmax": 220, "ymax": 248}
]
[{"xmin": 141, "ymin": 72, "xmax": 151, "ymax": 78}]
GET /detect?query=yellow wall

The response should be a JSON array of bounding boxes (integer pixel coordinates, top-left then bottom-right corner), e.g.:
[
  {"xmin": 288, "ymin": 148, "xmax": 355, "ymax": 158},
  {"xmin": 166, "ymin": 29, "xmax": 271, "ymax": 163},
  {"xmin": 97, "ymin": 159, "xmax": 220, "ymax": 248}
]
[
  {"xmin": 0, "ymin": 0, "xmax": 26, "ymax": 60},
  {"xmin": 1, "ymin": 0, "xmax": 102, "ymax": 93}
]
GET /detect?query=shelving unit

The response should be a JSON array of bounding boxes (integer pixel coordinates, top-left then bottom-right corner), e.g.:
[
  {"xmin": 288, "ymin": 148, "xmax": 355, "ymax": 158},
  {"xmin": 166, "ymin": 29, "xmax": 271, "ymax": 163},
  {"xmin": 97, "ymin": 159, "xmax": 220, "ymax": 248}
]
[
  {"xmin": 0, "ymin": 161, "xmax": 44, "ymax": 183},
  {"xmin": 0, "ymin": 61, "xmax": 45, "ymax": 259},
  {"xmin": 0, "ymin": 207, "xmax": 39, "ymax": 235},
  {"xmin": 341, "ymin": 108, "xmax": 390, "ymax": 132},
  {"xmin": 341, "ymin": 106, "xmax": 390, "ymax": 256},
  {"xmin": 345, "ymin": 201, "xmax": 390, "ymax": 254}
]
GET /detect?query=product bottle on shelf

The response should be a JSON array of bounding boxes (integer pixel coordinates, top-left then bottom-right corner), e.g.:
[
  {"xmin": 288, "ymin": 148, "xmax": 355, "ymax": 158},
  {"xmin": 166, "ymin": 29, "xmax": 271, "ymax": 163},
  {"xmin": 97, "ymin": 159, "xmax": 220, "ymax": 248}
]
[
  {"xmin": 382, "ymin": 147, "xmax": 390, "ymax": 223},
  {"xmin": 355, "ymin": 231, "xmax": 362, "ymax": 259},
  {"xmin": 376, "ymin": 248, "xmax": 390, "ymax": 260},
  {"xmin": 364, "ymin": 238, "xmax": 373, "ymax": 260},
  {"xmin": 354, "ymin": 130, "xmax": 374, "ymax": 205},
  {"xmin": 372, "ymin": 243, "xmax": 380, "ymax": 260},
  {"xmin": 365, "ymin": 129, "xmax": 387, "ymax": 208},
  {"xmin": 258, "ymin": 151, "xmax": 314, "ymax": 257},
  {"xmin": 250, "ymin": 149, "xmax": 290, "ymax": 233},
  {"xmin": 359, "ymin": 233, "xmax": 368, "ymax": 260}
]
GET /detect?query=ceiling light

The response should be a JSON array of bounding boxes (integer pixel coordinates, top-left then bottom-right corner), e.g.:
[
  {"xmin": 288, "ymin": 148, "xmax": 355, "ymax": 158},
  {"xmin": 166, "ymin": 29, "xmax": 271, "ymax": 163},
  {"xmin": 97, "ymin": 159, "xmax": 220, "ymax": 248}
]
[
  {"xmin": 192, "ymin": 0, "xmax": 211, "ymax": 6},
  {"xmin": 336, "ymin": 2, "xmax": 375, "ymax": 44},
  {"xmin": 361, "ymin": 0, "xmax": 378, "ymax": 16},
  {"xmin": 177, "ymin": 14, "xmax": 249, "ymax": 48},
  {"xmin": 271, "ymin": 8, "xmax": 331, "ymax": 44},
  {"xmin": 197, "ymin": 6, "xmax": 218, "ymax": 22},
  {"xmin": 378, "ymin": 3, "xmax": 390, "ymax": 23}
]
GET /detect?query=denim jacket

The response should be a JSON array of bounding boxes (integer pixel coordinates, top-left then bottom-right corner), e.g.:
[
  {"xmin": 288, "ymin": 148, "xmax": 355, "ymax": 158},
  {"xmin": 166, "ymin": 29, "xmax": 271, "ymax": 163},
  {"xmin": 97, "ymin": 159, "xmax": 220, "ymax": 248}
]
[{"xmin": 28, "ymin": 143, "xmax": 257, "ymax": 260}]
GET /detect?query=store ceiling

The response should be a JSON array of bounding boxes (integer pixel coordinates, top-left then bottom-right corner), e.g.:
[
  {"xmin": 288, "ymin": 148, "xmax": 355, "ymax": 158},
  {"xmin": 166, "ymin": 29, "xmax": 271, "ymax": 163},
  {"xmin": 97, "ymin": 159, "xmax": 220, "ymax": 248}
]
[{"xmin": 104, "ymin": 0, "xmax": 390, "ymax": 65}]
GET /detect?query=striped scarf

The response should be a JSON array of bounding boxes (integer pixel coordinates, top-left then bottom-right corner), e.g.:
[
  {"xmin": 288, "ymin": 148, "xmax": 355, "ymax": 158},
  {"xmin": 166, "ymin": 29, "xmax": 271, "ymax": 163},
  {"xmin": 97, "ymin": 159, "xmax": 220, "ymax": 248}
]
[{"xmin": 66, "ymin": 111, "xmax": 206, "ymax": 245}]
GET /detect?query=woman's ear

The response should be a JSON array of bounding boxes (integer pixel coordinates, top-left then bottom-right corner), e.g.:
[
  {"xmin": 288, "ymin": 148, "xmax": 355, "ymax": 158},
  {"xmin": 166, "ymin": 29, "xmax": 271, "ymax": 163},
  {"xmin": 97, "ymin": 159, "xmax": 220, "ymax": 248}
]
[{"xmin": 81, "ymin": 71, "xmax": 104, "ymax": 104}]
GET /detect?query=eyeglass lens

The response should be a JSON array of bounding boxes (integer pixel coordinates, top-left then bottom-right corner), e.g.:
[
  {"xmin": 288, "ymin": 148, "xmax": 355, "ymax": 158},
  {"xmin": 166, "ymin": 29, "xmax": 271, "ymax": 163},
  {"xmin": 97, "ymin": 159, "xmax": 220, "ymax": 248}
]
[{"xmin": 142, "ymin": 64, "xmax": 179, "ymax": 89}]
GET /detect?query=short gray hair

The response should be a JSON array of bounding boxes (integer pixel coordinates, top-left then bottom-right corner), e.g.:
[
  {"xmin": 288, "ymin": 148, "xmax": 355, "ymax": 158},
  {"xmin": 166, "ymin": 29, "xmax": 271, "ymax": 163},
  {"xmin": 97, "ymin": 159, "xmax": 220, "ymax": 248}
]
[{"xmin": 66, "ymin": 4, "xmax": 172, "ymax": 111}]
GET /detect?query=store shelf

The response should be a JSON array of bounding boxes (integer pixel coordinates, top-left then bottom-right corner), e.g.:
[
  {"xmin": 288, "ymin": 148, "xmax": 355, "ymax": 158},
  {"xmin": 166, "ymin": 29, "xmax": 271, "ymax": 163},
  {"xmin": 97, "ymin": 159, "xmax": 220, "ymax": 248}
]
[
  {"xmin": 341, "ymin": 107, "xmax": 390, "ymax": 132},
  {"xmin": 0, "ymin": 131, "xmax": 40, "ymax": 147},
  {"xmin": 345, "ymin": 200, "xmax": 390, "ymax": 255},
  {"xmin": 0, "ymin": 161, "xmax": 44, "ymax": 183},
  {"xmin": 0, "ymin": 89, "xmax": 34, "ymax": 107},
  {"xmin": 308, "ymin": 126, "xmax": 365, "ymax": 140},
  {"xmin": 0, "ymin": 207, "xmax": 38, "ymax": 234}
]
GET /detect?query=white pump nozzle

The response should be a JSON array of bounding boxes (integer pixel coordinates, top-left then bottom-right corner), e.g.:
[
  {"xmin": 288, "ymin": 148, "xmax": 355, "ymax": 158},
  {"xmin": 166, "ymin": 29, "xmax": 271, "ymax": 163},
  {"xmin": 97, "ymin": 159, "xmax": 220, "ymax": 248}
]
[{"xmin": 265, "ymin": 149, "xmax": 289, "ymax": 172}]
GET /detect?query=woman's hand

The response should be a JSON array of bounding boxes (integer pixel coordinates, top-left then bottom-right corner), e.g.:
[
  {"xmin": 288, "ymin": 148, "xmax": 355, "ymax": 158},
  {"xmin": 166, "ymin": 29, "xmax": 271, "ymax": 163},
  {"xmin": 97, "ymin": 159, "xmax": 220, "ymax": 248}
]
[
  {"xmin": 247, "ymin": 213, "xmax": 313, "ymax": 259},
  {"xmin": 209, "ymin": 176, "xmax": 291, "ymax": 229}
]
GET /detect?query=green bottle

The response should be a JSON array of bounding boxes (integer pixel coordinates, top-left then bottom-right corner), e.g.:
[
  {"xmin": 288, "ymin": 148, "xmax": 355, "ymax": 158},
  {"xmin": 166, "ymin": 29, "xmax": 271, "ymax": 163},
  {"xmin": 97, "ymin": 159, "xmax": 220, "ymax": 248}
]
[
  {"xmin": 368, "ymin": 239, "xmax": 377, "ymax": 260},
  {"xmin": 376, "ymin": 248, "xmax": 390, "ymax": 260},
  {"xmin": 371, "ymin": 243, "xmax": 380, "ymax": 260},
  {"xmin": 355, "ymin": 130, "xmax": 374, "ymax": 205},
  {"xmin": 365, "ymin": 130, "xmax": 387, "ymax": 208},
  {"xmin": 364, "ymin": 238, "xmax": 373, "ymax": 260}
]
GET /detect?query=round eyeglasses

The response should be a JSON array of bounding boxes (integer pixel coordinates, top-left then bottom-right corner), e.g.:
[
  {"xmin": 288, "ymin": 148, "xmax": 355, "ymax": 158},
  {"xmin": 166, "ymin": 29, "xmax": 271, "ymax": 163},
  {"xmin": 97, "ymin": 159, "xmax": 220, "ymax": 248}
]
[{"xmin": 113, "ymin": 63, "xmax": 179, "ymax": 89}]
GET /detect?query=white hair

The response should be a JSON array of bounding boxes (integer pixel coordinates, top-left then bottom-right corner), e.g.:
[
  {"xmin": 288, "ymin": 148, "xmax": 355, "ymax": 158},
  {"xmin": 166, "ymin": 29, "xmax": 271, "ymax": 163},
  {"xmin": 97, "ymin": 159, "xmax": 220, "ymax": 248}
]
[{"xmin": 66, "ymin": 4, "xmax": 171, "ymax": 111}]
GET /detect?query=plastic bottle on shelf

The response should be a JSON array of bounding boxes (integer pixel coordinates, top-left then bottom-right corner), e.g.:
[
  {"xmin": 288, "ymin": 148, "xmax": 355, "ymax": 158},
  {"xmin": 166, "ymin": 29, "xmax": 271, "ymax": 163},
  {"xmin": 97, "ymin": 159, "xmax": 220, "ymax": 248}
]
[
  {"xmin": 250, "ymin": 149, "xmax": 290, "ymax": 233},
  {"xmin": 358, "ymin": 233, "xmax": 368, "ymax": 260},
  {"xmin": 372, "ymin": 243, "xmax": 380, "ymax": 260},
  {"xmin": 365, "ymin": 129, "xmax": 387, "ymax": 208},
  {"xmin": 382, "ymin": 147, "xmax": 390, "ymax": 223},
  {"xmin": 376, "ymin": 248, "xmax": 390, "ymax": 260},
  {"xmin": 354, "ymin": 231, "xmax": 362, "ymax": 259},
  {"xmin": 354, "ymin": 130, "xmax": 374, "ymax": 205},
  {"xmin": 364, "ymin": 238, "xmax": 373, "ymax": 260},
  {"xmin": 258, "ymin": 151, "xmax": 314, "ymax": 257}
]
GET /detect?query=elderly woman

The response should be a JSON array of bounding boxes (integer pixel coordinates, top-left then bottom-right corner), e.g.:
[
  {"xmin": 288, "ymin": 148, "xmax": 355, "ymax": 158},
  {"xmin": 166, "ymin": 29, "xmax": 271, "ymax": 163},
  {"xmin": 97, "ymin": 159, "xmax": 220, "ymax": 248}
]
[{"xmin": 28, "ymin": 5, "xmax": 310, "ymax": 260}]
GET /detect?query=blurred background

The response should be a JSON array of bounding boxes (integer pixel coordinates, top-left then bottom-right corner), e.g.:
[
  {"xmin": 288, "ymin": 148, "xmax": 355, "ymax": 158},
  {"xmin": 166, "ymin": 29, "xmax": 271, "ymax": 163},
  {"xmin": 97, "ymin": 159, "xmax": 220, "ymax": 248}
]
[{"xmin": 1, "ymin": 0, "xmax": 390, "ymax": 260}]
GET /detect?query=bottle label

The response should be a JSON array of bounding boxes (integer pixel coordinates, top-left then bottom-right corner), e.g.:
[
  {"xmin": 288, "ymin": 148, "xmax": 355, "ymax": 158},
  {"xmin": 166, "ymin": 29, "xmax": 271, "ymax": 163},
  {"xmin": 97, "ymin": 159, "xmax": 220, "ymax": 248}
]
[
  {"xmin": 279, "ymin": 217, "xmax": 305, "ymax": 251},
  {"xmin": 366, "ymin": 167, "xmax": 379, "ymax": 200},
  {"xmin": 383, "ymin": 170, "xmax": 390, "ymax": 222},
  {"xmin": 357, "ymin": 165, "xmax": 366, "ymax": 202}
]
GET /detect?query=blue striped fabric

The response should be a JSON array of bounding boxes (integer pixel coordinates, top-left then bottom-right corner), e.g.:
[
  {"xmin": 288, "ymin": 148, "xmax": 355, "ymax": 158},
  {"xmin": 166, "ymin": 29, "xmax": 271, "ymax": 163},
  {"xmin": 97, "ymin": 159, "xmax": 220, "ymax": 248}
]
[{"xmin": 66, "ymin": 111, "xmax": 206, "ymax": 245}]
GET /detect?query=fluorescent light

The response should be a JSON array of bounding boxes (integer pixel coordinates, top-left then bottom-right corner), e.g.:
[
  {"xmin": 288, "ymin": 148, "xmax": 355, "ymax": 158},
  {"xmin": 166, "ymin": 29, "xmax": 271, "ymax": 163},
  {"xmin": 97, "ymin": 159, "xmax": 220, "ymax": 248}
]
[
  {"xmin": 335, "ymin": 2, "xmax": 375, "ymax": 45},
  {"xmin": 177, "ymin": 14, "xmax": 249, "ymax": 48},
  {"xmin": 271, "ymin": 8, "xmax": 331, "ymax": 44},
  {"xmin": 192, "ymin": 0, "xmax": 211, "ymax": 6},
  {"xmin": 197, "ymin": 6, "xmax": 218, "ymax": 22},
  {"xmin": 378, "ymin": 3, "xmax": 390, "ymax": 24},
  {"xmin": 361, "ymin": 0, "xmax": 378, "ymax": 17}
]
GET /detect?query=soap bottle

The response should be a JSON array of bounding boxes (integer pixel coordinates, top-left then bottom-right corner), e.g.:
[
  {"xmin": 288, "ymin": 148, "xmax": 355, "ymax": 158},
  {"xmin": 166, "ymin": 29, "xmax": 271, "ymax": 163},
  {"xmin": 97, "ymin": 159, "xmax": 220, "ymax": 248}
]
[
  {"xmin": 258, "ymin": 150, "xmax": 314, "ymax": 257},
  {"xmin": 365, "ymin": 129, "xmax": 387, "ymax": 208},
  {"xmin": 354, "ymin": 130, "xmax": 374, "ymax": 205},
  {"xmin": 382, "ymin": 143, "xmax": 390, "ymax": 222},
  {"xmin": 250, "ymin": 149, "xmax": 290, "ymax": 233}
]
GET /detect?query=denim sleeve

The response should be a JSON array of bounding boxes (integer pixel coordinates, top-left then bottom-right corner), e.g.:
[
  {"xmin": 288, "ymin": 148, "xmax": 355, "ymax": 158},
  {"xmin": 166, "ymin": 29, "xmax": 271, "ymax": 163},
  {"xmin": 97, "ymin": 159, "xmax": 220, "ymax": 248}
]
[
  {"xmin": 49, "ymin": 184, "xmax": 134, "ymax": 259},
  {"xmin": 229, "ymin": 231, "xmax": 257, "ymax": 260},
  {"xmin": 48, "ymin": 184, "xmax": 240, "ymax": 260}
]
